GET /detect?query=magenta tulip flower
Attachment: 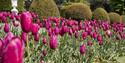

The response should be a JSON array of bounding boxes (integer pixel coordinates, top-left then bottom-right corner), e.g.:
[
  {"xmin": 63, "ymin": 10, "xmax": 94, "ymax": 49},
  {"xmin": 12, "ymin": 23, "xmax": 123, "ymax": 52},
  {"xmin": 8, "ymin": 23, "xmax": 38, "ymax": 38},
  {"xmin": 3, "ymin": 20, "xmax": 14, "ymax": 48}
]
[
  {"xmin": 3, "ymin": 37, "xmax": 24, "ymax": 63},
  {"xmin": 50, "ymin": 35, "xmax": 58, "ymax": 49},
  {"xmin": 82, "ymin": 32, "xmax": 88, "ymax": 40},
  {"xmin": 4, "ymin": 23, "xmax": 10, "ymax": 33},
  {"xmin": 42, "ymin": 37, "xmax": 47, "ymax": 45},
  {"xmin": 21, "ymin": 12, "xmax": 32, "ymax": 33},
  {"xmin": 80, "ymin": 44, "xmax": 86, "ymax": 54},
  {"xmin": 31, "ymin": 23, "xmax": 40, "ymax": 35},
  {"xmin": 34, "ymin": 33, "xmax": 40, "ymax": 41},
  {"xmin": 21, "ymin": 32, "xmax": 27, "ymax": 43}
]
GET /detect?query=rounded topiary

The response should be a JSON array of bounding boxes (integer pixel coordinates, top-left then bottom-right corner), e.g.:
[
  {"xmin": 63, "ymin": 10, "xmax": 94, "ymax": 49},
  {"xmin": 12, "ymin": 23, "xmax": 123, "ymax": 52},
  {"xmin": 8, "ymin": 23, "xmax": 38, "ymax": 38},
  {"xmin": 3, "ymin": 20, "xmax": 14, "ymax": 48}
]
[
  {"xmin": 121, "ymin": 15, "xmax": 125, "ymax": 23},
  {"xmin": 109, "ymin": 12, "xmax": 120, "ymax": 23},
  {"xmin": 93, "ymin": 8, "xmax": 110, "ymax": 21},
  {"xmin": 0, "ymin": 0, "xmax": 24, "ymax": 11},
  {"xmin": 29, "ymin": 0, "xmax": 60, "ymax": 18},
  {"xmin": 61, "ymin": 3, "xmax": 92, "ymax": 20}
]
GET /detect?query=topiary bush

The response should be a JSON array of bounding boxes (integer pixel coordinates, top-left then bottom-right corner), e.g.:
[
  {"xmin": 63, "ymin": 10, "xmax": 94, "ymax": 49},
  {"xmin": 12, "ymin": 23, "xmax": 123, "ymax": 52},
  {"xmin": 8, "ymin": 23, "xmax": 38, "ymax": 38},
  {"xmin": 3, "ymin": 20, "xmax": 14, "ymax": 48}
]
[
  {"xmin": 0, "ymin": 0, "xmax": 24, "ymax": 11},
  {"xmin": 93, "ymin": 8, "xmax": 110, "ymax": 21},
  {"xmin": 29, "ymin": 0, "xmax": 60, "ymax": 18},
  {"xmin": 109, "ymin": 12, "xmax": 120, "ymax": 23},
  {"xmin": 61, "ymin": 3, "xmax": 92, "ymax": 20},
  {"xmin": 121, "ymin": 15, "xmax": 125, "ymax": 23}
]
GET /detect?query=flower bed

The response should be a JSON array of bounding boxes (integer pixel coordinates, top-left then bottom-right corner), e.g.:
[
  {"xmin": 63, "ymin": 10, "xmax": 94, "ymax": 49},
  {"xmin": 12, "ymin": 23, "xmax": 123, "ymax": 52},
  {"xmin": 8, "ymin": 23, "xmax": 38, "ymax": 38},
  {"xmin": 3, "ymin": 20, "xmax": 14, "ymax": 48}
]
[{"xmin": 0, "ymin": 11, "xmax": 125, "ymax": 63}]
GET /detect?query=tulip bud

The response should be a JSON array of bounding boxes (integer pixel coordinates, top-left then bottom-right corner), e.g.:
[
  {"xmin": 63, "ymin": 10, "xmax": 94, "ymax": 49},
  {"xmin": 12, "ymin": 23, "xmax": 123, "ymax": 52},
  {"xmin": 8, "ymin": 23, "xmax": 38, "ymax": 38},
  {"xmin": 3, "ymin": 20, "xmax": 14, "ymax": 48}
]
[
  {"xmin": 50, "ymin": 35, "xmax": 58, "ymax": 49},
  {"xmin": 42, "ymin": 37, "xmax": 47, "ymax": 45},
  {"xmin": 21, "ymin": 12, "xmax": 32, "ymax": 33},
  {"xmin": 34, "ymin": 33, "xmax": 40, "ymax": 41},
  {"xmin": 106, "ymin": 30, "xmax": 112, "ymax": 37},
  {"xmin": 82, "ymin": 32, "xmax": 88, "ymax": 40},
  {"xmin": 75, "ymin": 31, "xmax": 79, "ymax": 38},
  {"xmin": 3, "ymin": 37, "xmax": 24, "ymax": 63},
  {"xmin": 31, "ymin": 23, "xmax": 40, "ymax": 35},
  {"xmin": 87, "ymin": 41, "xmax": 93, "ymax": 46},
  {"xmin": 3, "ymin": 32, "xmax": 14, "ymax": 47},
  {"xmin": 42, "ymin": 49, "xmax": 47, "ymax": 57},
  {"xmin": 80, "ymin": 44, "xmax": 86, "ymax": 54},
  {"xmin": 21, "ymin": 32, "xmax": 27, "ymax": 43},
  {"xmin": 4, "ymin": 23, "xmax": 10, "ymax": 33}
]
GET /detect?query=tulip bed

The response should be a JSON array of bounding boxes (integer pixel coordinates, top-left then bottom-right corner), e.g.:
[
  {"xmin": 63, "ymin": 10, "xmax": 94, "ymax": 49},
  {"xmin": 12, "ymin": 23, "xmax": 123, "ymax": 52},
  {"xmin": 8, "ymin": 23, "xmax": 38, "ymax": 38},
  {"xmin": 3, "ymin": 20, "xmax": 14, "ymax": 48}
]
[{"xmin": 0, "ymin": 11, "xmax": 125, "ymax": 63}]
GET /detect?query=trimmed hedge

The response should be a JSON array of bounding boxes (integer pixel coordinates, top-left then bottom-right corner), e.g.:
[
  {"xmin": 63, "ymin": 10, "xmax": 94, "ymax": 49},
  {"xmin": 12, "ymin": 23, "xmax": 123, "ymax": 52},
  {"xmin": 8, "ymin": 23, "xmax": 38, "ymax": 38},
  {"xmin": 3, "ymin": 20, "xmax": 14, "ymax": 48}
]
[
  {"xmin": 29, "ymin": 0, "xmax": 60, "ymax": 18},
  {"xmin": 61, "ymin": 3, "xmax": 92, "ymax": 20},
  {"xmin": 109, "ymin": 12, "xmax": 120, "ymax": 23},
  {"xmin": 121, "ymin": 15, "xmax": 125, "ymax": 23},
  {"xmin": 93, "ymin": 8, "xmax": 110, "ymax": 21}
]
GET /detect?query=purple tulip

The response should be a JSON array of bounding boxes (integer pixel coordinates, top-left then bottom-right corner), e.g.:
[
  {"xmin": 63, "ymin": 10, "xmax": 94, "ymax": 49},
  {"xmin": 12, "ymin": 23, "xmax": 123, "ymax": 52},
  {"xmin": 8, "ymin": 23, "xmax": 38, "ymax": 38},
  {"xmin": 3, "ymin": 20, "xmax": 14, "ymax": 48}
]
[
  {"xmin": 42, "ymin": 37, "xmax": 47, "ymax": 45},
  {"xmin": 21, "ymin": 32, "xmax": 27, "ymax": 43},
  {"xmin": 80, "ymin": 44, "xmax": 86, "ymax": 54},
  {"xmin": 3, "ymin": 37, "xmax": 24, "ymax": 63},
  {"xmin": 82, "ymin": 32, "xmax": 88, "ymax": 40},
  {"xmin": 87, "ymin": 41, "xmax": 93, "ymax": 46},
  {"xmin": 50, "ymin": 35, "xmax": 58, "ymax": 49},
  {"xmin": 106, "ymin": 30, "xmax": 112, "ymax": 37},
  {"xmin": 54, "ymin": 27, "xmax": 59, "ymax": 35},
  {"xmin": 4, "ymin": 23, "xmax": 10, "ymax": 33},
  {"xmin": 3, "ymin": 32, "xmax": 14, "ymax": 47},
  {"xmin": 34, "ymin": 33, "xmax": 40, "ymax": 41},
  {"xmin": 21, "ymin": 12, "xmax": 32, "ymax": 33},
  {"xmin": 74, "ymin": 31, "xmax": 79, "ymax": 38},
  {"xmin": 31, "ymin": 23, "xmax": 40, "ymax": 35},
  {"xmin": 42, "ymin": 49, "xmax": 47, "ymax": 57},
  {"xmin": 97, "ymin": 35, "xmax": 102, "ymax": 42}
]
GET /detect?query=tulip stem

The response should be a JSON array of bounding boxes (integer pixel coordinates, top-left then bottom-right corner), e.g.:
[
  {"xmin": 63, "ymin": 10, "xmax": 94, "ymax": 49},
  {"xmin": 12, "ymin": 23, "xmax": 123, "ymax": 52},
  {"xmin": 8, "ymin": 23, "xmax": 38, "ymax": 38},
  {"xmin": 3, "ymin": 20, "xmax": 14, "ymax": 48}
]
[{"xmin": 26, "ymin": 35, "xmax": 32, "ymax": 63}]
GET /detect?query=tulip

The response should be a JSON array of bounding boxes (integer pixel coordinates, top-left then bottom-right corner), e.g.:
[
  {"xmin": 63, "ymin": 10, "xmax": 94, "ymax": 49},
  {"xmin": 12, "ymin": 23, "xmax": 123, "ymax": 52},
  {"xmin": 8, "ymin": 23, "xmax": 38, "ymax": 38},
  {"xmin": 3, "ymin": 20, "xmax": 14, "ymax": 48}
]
[
  {"xmin": 97, "ymin": 35, "xmax": 102, "ymax": 42},
  {"xmin": 34, "ymin": 33, "xmax": 40, "ymax": 41},
  {"xmin": 42, "ymin": 37, "xmax": 47, "ymax": 45},
  {"xmin": 74, "ymin": 31, "xmax": 79, "ymax": 38},
  {"xmin": 13, "ymin": 21, "xmax": 19, "ymax": 27},
  {"xmin": 21, "ymin": 32, "xmax": 27, "ymax": 43},
  {"xmin": 80, "ymin": 44, "xmax": 86, "ymax": 54},
  {"xmin": 3, "ymin": 32, "xmax": 14, "ymax": 47},
  {"xmin": 21, "ymin": 12, "xmax": 32, "ymax": 33},
  {"xmin": 87, "ymin": 41, "xmax": 93, "ymax": 46},
  {"xmin": 42, "ymin": 49, "xmax": 47, "ymax": 57},
  {"xmin": 50, "ymin": 35, "xmax": 58, "ymax": 49},
  {"xmin": 106, "ymin": 30, "xmax": 112, "ymax": 37},
  {"xmin": 82, "ymin": 32, "xmax": 88, "ymax": 40},
  {"xmin": 4, "ymin": 23, "xmax": 10, "ymax": 33},
  {"xmin": 3, "ymin": 37, "xmax": 24, "ymax": 63},
  {"xmin": 54, "ymin": 27, "xmax": 59, "ymax": 35},
  {"xmin": 31, "ymin": 23, "xmax": 40, "ymax": 35}
]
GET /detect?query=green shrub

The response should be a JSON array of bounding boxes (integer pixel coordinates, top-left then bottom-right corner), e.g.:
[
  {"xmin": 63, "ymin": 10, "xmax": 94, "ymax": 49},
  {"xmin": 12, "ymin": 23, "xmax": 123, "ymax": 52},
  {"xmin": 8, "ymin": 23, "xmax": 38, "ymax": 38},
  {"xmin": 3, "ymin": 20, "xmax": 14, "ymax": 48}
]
[
  {"xmin": 61, "ymin": 3, "xmax": 92, "ymax": 20},
  {"xmin": 0, "ymin": 0, "xmax": 24, "ymax": 11},
  {"xmin": 109, "ymin": 12, "xmax": 120, "ymax": 23},
  {"xmin": 121, "ymin": 15, "xmax": 125, "ymax": 23},
  {"xmin": 29, "ymin": 0, "xmax": 60, "ymax": 18},
  {"xmin": 93, "ymin": 8, "xmax": 110, "ymax": 21}
]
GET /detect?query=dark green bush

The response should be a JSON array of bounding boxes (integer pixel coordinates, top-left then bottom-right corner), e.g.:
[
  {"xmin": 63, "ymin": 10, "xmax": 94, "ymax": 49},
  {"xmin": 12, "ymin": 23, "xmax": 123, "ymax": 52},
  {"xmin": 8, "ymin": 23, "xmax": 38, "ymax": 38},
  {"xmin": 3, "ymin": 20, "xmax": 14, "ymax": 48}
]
[
  {"xmin": 0, "ymin": 0, "xmax": 24, "ymax": 11},
  {"xmin": 109, "ymin": 12, "xmax": 120, "ymax": 23},
  {"xmin": 93, "ymin": 8, "xmax": 110, "ymax": 21},
  {"xmin": 29, "ymin": 0, "xmax": 60, "ymax": 18},
  {"xmin": 61, "ymin": 3, "xmax": 92, "ymax": 20}
]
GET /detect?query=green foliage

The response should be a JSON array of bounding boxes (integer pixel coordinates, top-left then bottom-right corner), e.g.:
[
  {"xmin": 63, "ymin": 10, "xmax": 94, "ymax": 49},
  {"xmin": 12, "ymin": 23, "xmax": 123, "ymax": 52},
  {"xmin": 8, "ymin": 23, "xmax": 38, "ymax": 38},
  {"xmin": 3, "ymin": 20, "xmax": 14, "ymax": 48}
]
[
  {"xmin": 61, "ymin": 3, "xmax": 92, "ymax": 20},
  {"xmin": 121, "ymin": 15, "xmax": 125, "ymax": 23},
  {"xmin": 109, "ymin": 0, "xmax": 125, "ymax": 15},
  {"xmin": 109, "ymin": 12, "xmax": 120, "ymax": 23},
  {"xmin": 93, "ymin": 8, "xmax": 110, "ymax": 21},
  {"xmin": 0, "ymin": 0, "xmax": 24, "ymax": 11},
  {"xmin": 29, "ymin": 0, "xmax": 60, "ymax": 18}
]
